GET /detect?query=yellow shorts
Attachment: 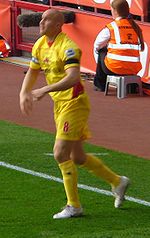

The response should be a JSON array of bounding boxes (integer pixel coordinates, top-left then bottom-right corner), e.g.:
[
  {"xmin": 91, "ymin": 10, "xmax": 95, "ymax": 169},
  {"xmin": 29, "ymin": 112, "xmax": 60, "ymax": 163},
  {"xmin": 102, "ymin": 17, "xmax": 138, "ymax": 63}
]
[{"xmin": 54, "ymin": 94, "xmax": 91, "ymax": 141}]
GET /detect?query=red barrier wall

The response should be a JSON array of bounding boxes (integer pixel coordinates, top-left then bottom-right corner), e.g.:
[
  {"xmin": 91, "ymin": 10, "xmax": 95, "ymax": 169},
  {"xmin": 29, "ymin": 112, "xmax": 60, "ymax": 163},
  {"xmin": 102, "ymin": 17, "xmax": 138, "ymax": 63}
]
[
  {"xmin": 54, "ymin": 0, "xmax": 149, "ymax": 19},
  {"xmin": 0, "ymin": 0, "xmax": 11, "ymax": 43},
  {"xmin": 1, "ymin": 0, "xmax": 150, "ymax": 78}
]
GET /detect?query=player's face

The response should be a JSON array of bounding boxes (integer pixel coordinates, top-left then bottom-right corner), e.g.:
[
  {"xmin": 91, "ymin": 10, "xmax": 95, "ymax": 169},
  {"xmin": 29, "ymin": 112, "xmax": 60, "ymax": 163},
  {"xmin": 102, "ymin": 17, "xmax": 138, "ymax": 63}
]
[{"xmin": 39, "ymin": 11, "xmax": 58, "ymax": 37}]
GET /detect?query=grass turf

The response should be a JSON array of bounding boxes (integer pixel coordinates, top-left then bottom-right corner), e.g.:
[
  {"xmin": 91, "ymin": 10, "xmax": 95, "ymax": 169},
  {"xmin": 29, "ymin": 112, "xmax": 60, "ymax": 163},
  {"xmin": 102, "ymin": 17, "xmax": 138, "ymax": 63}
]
[{"xmin": 0, "ymin": 120, "xmax": 150, "ymax": 238}]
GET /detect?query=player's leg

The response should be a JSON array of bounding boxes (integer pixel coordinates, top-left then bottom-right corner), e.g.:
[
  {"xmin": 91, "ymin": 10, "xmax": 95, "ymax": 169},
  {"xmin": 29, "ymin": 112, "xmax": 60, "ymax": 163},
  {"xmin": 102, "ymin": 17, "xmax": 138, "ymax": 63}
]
[
  {"xmin": 71, "ymin": 141, "xmax": 130, "ymax": 208},
  {"xmin": 71, "ymin": 141, "xmax": 120, "ymax": 185},
  {"xmin": 53, "ymin": 139, "xmax": 82, "ymax": 219}
]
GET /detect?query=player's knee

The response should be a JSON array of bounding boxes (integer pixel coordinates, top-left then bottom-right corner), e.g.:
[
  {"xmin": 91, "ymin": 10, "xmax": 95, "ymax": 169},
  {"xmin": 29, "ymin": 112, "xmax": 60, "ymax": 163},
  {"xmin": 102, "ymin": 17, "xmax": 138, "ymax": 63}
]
[
  {"xmin": 71, "ymin": 153, "xmax": 86, "ymax": 165},
  {"xmin": 53, "ymin": 146, "xmax": 61, "ymax": 162},
  {"xmin": 53, "ymin": 143, "xmax": 68, "ymax": 163}
]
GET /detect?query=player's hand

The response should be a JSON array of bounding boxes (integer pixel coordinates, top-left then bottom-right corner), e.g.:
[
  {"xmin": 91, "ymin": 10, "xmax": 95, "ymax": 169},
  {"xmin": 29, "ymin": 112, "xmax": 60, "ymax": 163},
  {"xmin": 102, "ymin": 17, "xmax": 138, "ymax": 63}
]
[
  {"xmin": 20, "ymin": 92, "xmax": 33, "ymax": 115},
  {"xmin": 32, "ymin": 87, "xmax": 46, "ymax": 101}
]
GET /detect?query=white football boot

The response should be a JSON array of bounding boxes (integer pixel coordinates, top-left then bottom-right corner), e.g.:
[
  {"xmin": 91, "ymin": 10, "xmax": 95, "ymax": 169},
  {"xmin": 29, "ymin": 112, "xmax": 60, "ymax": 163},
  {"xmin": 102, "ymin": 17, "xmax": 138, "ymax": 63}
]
[
  {"xmin": 112, "ymin": 176, "xmax": 130, "ymax": 208},
  {"xmin": 53, "ymin": 205, "xmax": 83, "ymax": 219}
]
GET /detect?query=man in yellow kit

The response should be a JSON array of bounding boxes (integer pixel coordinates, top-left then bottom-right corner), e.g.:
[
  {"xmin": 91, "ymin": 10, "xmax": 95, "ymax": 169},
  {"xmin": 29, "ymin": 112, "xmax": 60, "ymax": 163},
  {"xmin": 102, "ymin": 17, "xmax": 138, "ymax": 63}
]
[{"xmin": 19, "ymin": 9, "xmax": 130, "ymax": 219}]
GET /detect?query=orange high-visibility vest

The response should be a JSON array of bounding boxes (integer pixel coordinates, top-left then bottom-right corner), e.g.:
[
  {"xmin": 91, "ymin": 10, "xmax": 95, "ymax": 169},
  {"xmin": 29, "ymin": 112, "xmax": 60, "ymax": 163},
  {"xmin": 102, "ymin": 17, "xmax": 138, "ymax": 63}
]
[
  {"xmin": 0, "ymin": 39, "xmax": 11, "ymax": 57},
  {"xmin": 105, "ymin": 19, "xmax": 142, "ymax": 75}
]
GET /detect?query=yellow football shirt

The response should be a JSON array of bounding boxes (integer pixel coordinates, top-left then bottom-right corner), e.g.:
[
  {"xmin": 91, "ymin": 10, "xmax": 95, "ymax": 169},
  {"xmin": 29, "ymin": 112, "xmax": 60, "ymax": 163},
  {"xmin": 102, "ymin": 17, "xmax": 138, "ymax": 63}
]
[{"xmin": 30, "ymin": 32, "xmax": 85, "ymax": 101}]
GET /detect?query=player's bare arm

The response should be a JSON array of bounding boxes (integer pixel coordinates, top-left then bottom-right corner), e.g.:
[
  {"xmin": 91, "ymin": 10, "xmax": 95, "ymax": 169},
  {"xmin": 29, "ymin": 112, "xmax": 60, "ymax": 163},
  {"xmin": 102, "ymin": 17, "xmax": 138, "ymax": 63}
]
[
  {"xmin": 32, "ymin": 66, "xmax": 80, "ymax": 101},
  {"xmin": 20, "ymin": 67, "xmax": 40, "ymax": 115}
]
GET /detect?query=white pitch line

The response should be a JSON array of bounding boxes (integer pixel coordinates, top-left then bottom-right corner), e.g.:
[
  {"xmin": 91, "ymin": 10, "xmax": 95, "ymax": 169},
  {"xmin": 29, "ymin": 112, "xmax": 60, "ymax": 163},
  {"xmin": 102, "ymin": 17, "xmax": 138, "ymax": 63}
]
[
  {"xmin": 44, "ymin": 152, "xmax": 109, "ymax": 157},
  {"xmin": 0, "ymin": 161, "xmax": 150, "ymax": 207}
]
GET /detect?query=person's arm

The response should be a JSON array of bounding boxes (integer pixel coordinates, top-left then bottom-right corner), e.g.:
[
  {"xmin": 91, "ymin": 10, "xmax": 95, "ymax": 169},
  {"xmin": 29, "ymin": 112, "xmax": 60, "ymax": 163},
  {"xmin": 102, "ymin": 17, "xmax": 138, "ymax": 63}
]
[
  {"xmin": 94, "ymin": 27, "xmax": 110, "ymax": 53},
  {"xmin": 19, "ymin": 67, "xmax": 40, "ymax": 115},
  {"xmin": 32, "ymin": 66, "xmax": 80, "ymax": 101}
]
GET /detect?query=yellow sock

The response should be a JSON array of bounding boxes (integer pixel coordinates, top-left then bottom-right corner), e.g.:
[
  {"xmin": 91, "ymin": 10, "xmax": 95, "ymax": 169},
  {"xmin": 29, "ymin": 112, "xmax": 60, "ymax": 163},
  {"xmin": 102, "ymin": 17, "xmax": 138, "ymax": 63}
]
[
  {"xmin": 81, "ymin": 154, "xmax": 120, "ymax": 187},
  {"xmin": 59, "ymin": 160, "xmax": 81, "ymax": 208}
]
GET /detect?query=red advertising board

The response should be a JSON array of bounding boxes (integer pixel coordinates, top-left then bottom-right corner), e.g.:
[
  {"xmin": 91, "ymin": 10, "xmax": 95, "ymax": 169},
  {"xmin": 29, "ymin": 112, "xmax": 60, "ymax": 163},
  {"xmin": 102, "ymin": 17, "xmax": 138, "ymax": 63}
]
[
  {"xmin": 0, "ymin": 0, "xmax": 11, "ymax": 42},
  {"xmin": 55, "ymin": 0, "xmax": 146, "ymax": 17}
]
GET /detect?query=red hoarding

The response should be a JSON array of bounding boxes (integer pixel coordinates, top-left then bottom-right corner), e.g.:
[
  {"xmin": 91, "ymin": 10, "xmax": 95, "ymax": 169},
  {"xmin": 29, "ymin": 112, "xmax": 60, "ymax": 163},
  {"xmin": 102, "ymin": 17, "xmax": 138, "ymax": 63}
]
[
  {"xmin": 55, "ymin": 0, "xmax": 146, "ymax": 17},
  {"xmin": 0, "ymin": 0, "xmax": 11, "ymax": 42}
]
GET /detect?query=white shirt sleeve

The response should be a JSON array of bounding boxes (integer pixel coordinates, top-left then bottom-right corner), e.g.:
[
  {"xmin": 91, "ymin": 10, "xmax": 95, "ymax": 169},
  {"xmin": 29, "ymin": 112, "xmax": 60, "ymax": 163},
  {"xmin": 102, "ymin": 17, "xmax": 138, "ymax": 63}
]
[{"xmin": 94, "ymin": 27, "xmax": 110, "ymax": 54}]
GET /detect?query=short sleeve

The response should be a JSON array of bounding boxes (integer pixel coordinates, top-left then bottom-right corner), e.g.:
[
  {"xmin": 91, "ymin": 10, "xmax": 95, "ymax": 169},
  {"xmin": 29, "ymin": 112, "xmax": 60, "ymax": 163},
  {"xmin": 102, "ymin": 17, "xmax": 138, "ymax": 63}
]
[
  {"xmin": 63, "ymin": 47, "xmax": 81, "ymax": 70},
  {"xmin": 30, "ymin": 44, "xmax": 41, "ymax": 70}
]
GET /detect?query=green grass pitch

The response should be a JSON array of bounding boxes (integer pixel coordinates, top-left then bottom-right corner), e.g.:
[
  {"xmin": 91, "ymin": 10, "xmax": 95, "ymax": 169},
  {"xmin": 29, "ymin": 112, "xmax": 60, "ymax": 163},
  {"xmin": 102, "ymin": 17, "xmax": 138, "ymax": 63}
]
[{"xmin": 0, "ymin": 120, "xmax": 150, "ymax": 238}]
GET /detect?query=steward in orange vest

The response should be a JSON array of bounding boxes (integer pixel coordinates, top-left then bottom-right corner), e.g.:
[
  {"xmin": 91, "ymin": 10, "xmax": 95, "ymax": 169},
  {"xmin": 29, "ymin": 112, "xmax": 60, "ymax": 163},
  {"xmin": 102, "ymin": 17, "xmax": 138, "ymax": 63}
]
[
  {"xmin": 0, "ymin": 35, "xmax": 11, "ymax": 58},
  {"xmin": 105, "ymin": 19, "xmax": 142, "ymax": 75},
  {"xmin": 93, "ymin": 0, "xmax": 144, "ymax": 92}
]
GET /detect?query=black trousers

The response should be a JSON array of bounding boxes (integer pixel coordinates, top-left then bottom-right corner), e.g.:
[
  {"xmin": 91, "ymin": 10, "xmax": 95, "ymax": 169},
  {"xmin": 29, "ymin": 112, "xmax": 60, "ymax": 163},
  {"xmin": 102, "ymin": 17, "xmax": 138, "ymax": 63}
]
[
  {"xmin": 94, "ymin": 48, "xmax": 118, "ymax": 91},
  {"xmin": 94, "ymin": 48, "xmax": 138, "ymax": 93}
]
